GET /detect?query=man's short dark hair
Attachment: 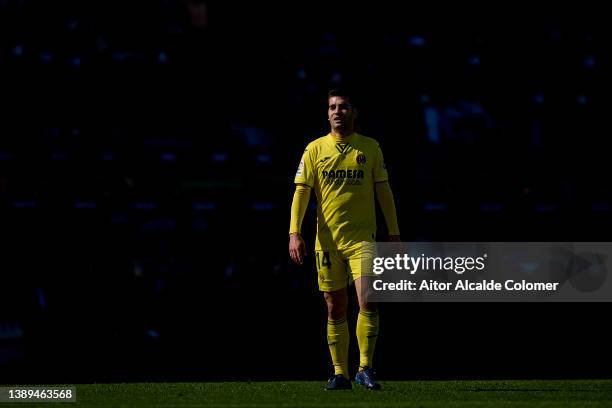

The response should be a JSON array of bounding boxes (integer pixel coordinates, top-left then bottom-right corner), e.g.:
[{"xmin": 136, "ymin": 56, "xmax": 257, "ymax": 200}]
[{"xmin": 328, "ymin": 88, "xmax": 354, "ymax": 106}]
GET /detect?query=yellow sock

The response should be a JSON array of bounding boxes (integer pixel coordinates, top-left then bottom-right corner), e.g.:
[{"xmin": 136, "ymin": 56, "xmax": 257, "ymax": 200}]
[
  {"xmin": 327, "ymin": 318, "xmax": 349, "ymax": 377},
  {"xmin": 357, "ymin": 310, "xmax": 379, "ymax": 370}
]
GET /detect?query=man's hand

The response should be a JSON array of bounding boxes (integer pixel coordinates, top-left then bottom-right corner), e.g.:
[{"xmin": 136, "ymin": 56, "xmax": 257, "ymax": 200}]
[
  {"xmin": 388, "ymin": 235, "xmax": 402, "ymax": 257},
  {"xmin": 289, "ymin": 233, "xmax": 307, "ymax": 265}
]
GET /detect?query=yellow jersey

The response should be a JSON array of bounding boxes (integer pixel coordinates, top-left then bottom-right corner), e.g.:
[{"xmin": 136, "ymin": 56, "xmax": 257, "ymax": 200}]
[{"xmin": 294, "ymin": 132, "xmax": 389, "ymax": 251}]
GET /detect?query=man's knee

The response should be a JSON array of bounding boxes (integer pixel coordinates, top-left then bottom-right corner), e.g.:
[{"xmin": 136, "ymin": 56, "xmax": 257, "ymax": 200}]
[
  {"xmin": 324, "ymin": 291, "xmax": 348, "ymax": 320},
  {"xmin": 327, "ymin": 303, "xmax": 347, "ymax": 320},
  {"xmin": 359, "ymin": 301, "xmax": 378, "ymax": 313}
]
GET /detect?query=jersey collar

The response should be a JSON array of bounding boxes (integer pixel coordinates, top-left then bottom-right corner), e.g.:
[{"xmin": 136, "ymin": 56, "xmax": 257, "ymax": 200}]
[{"xmin": 328, "ymin": 132, "xmax": 356, "ymax": 144}]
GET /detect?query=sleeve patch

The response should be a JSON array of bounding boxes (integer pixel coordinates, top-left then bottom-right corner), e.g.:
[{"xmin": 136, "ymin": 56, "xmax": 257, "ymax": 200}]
[{"xmin": 296, "ymin": 159, "xmax": 304, "ymax": 177}]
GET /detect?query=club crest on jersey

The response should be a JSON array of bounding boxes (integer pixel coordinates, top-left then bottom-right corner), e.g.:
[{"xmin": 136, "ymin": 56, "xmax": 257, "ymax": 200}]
[{"xmin": 356, "ymin": 154, "xmax": 366, "ymax": 165}]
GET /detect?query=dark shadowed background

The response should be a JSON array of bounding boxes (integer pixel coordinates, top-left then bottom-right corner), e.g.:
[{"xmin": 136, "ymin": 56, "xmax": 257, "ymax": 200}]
[{"xmin": 1, "ymin": 1, "xmax": 610, "ymax": 383}]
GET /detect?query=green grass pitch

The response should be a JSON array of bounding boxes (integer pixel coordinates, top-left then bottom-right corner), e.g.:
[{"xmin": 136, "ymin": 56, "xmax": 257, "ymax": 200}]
[{"xmin": 4, "ymin": 380, "xmax": 612, "ymax": 407}]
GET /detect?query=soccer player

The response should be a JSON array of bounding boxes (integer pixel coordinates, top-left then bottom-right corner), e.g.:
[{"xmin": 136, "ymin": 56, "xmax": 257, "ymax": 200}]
[{"xmin": 289, "ymin": 89, "xmax": 400, "ymax": 390}]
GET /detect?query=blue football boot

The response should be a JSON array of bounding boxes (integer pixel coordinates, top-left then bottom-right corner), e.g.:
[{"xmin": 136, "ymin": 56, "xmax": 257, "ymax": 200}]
[
  {"xmin": 325, "ymin": 374, "xmax": 352, "ymax": 390},
  {"xmin": 355, "ymin": 367, "xmax": 381, "ymax": 390}
]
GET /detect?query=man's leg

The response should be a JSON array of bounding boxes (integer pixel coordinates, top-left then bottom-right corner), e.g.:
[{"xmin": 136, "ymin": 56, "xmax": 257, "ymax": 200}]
[
  {"xmin": 317, "ymin": 249, "xmax": 352, "ymax": 389},
  {"xmin": 354, "ymin": 277, "xmax": 379, "ymax": 371},
  {"xmin": 324, "ymin": 287, "xmax": 349, "ymax": 379},
  {"xmin": 353, "ymin": 276, "xmax": 381, "ymax": 390}
]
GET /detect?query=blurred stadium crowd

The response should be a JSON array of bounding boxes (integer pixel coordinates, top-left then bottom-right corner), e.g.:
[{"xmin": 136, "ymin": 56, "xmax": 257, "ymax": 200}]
[{"xmin": 0, "ymin": 1, "xmax": 609, "ymax": 381}]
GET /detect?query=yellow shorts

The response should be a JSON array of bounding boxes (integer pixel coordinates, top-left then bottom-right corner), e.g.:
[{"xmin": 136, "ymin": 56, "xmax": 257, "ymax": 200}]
[{"xmin": 315, "ymin": 241, "xmax": 377, "ymax": 292}]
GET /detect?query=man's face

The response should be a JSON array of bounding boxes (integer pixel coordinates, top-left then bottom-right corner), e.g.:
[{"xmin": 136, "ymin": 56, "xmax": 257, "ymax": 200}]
[{"xmin": 328, "ymin": 96, "xmax": 355, "ymax": 131}]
